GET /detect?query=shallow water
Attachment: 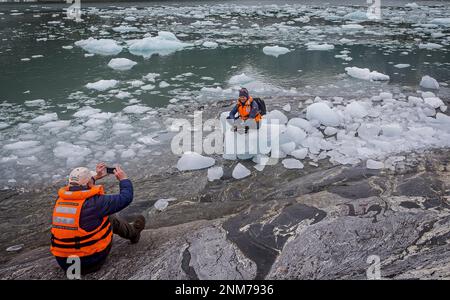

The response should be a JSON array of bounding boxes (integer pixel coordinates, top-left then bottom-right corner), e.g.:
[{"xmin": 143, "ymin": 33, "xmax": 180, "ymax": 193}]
[{"xmin": 0, "ymin": 0, "xmax": 449, "ymax": 188}]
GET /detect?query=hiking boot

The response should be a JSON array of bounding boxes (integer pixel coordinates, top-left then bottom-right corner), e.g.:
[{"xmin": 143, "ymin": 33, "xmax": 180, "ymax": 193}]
[{"xmin": 130, "ymin": 215, "xmax": 146, "ymax": 244}]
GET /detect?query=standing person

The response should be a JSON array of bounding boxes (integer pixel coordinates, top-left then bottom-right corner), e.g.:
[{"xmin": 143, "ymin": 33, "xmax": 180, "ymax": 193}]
[{"xmin": 50, "ymin": 163, "xmax": 145, "ymax": 275}]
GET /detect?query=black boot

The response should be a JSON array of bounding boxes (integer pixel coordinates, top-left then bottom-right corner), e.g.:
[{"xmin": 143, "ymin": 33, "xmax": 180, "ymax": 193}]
[{"xmin": 130, "ymin": 215, "xmax": 146, "ymax": 244}]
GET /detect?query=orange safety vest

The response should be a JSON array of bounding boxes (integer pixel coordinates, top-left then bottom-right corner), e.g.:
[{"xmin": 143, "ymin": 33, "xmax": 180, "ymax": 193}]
[
  {"xmin": 50, "ymin": 185, "xmax": 113, "ymax": 258},
  {"xmin": 237, "ymin": 96, "xmax": 262, "ymax": 122}
]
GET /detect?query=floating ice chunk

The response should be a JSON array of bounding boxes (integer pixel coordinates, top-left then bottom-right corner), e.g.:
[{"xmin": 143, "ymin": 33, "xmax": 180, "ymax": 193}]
[
  {"xmin": 159, "ymin": 81, "xmax": 170, "ymax": 88},
  {"xmin": 177, "ymin": 152, "xmax": 215, "ymax": 171},
  {"xmin": 263, "ymin": 45, "xmax": 291, "ymax": 57},
  {"xmin": 4, "ymin": 140, "xmax": 40, "ymax": 151},
  {"xmin": 366, "ymin": 159, "xmax": 384, "ymax": 170},
  {"xmin": 405, "ymin": 2, "xmax": 419, "ymax": 8},
  {"xmin": 30, "ymin": 112, "xmax": 58, "ymax": 123},
  {"xmin": 345, "ymin": 101, "xmax": 368, "ymax": 118},
  {"xmin": 430, "ymin": 18, "xmax": 450, "ymax": 26},
  {"xmin": 80, "ymin": 130, "xmax": 101, "ymax": 141},
  {"xmin": 122, "ymin": 105, "xmax": 151, "ymax": 114},
  {"xmin": 423, "ymin": 97, "xmax": 444, "ymax": 109},
  {"xmin": 141, "ymin": 84, "xmax": 155, "ymax": 90},
  {"xmin": 344, "ymin": 11, "xmax": 369, "ymax": 20},
  {"xmin": 324, "ymin": 127, "xmax": 338, "ymax": 136},
  {"xmin": 112, "ymin": 25, "xmax": 139, "ymax": 33},
  {"xmin": 130, "ymin": 80, "xmax": 145, "ymax": 87},
  {"xmin": 143, "ymin": 72, "xmax": 160, "ymax": 82},
  {"xmin": 420, "ymin": 75, "xmax": 439, "ymax": 90},
  {"xmin": 115, "ymin": 91, "xmax": 131, "ymax": 99},
  {"xmin": 228, "ymin": 73, "xmax": 254, "ymax": 85},
  {"xmin": 345, "ymin": 67, "xmax": 390, "ymax": 81},
  {"xmin": 394, "ymin": 64, "xmax": 410, "ymax": 69},
  {"xmin": 306, "ymin": 43, "xmax": 334, "ymax": 51},
  {"xmin": 53, "ymin": 142, "xmax": 91, "ymax": 165},
  {"xmin": 266, "ymin": 110, "xmax": 288, "ymax": 124},
  {"xmin": 39, "ymin": 120, "xmax": 71, "ymax": 130},
  {"xmin": 207, "ymin": 166, "xmax": 223, "ymax": 181},
  {"xmin": 128, "ymin": 31, "xmax": 193, "ymax": 58},
  {"xmin": 232, "ymin": 163, "xmax": 251, "ymax": 179},
  {"xmin": 24, "ymin": 99, "xmax": 46, "ymax": 107},
  {"xmin": 202, "ymin": 41, "xmax": 218, "ymax": 48},
  {"xmin": 138, "ymin": 135, "xmax": 159, "ymax": 145},
  {"xmin": 418, "ymin": 43, "xmax": 443, "ymax": 50},
  {"xmin": 341, "ymin": 24, "xmax": 364, "ymax": 30},
  {"xmin": 73, "ymin": 106, "xmax": 101, "ymax": 118},
  {"xmin": 381, "ymin": 123, "xmax": 402, "ymax": 137},
  {"xmin": 282, "ymin": 158, "xmax": 304, "ymax": 169},
  {"xmin": 121, "ymin": 149, "xmax": 136, "ymax": 159},
  {"xmin": 291, "ymin": 148, "xmax": 308, "ymax": 160},
  {"xmin": 107, "ymin": 58, "xmax": 137, "ymax": 71},
  {"xmin": 0, "ymin": 122, "xmax": 9, "ymax": 130},
  {"xmin": 75, "ymin": 38, "xmax": 122, "ymax": 55},
  {"xmin": 306, "ymin": 102, "xmax": 340, "ymax": 126},
  {"xmin": 86, "ymin": 79, "xmax": 118, "ymax": 91},
  {"xmin": 154, "ymin": 198, "xmax": 176, "ymax": 211}
]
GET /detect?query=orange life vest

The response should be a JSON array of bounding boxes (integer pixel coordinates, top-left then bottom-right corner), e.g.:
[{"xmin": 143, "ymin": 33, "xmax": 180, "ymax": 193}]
[
  {"xmin": 50, "ymin": 185, "xmax": 113, "ymax": 258},
  {"xmin": 237, "ymin": 96, "xmax": 262, "ymax": 122}
]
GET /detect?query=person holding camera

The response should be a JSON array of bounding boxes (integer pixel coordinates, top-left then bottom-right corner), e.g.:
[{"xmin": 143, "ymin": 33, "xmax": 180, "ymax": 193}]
[{"xmin": 50, "ymin": 162, "xmax": 145, "ymax": 275}]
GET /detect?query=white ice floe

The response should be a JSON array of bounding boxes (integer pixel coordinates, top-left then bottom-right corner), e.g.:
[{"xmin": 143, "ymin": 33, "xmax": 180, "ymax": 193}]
[
  {"xmin": 202, "ymin": 41, "xmax": 219, "ymax": 48},
  {"xmin": 207, "ymin": 166, "xmax": 223, "ymax": 181},
  {"xmin": 4, "ymin": 140, "xmax": 40, "ymax": 151},
  {"xmin": 128, "ymin": 31, "xmax": 193, "ymax": 58},
  {"xmin": 112, "ymin": 25, "xmax": 140, "ymax": 33},
  {"xmin": 290, "ymin": 148, "xmax": 308, "ymax": 160},
  {"xmin": 418, "ymin": 43, "xmax": 443, "ymax": 50},
  {"xmin": 232, "ymin": 163, "xmax": 251, "ymax": 179},
  {"xmin": 30, "ymin": 112, "xmax": 58, "ymax": 123},
  {"xmin": 53, "ymin": 142, "xmax": 92, "ymax": 167},
  {"xmin": 122, "ymin": 105, "xmax": 151, "ymax": 114},
  {"xmin": 86, "ymin": 79, "xmax": 119, "ymax": 91},
  {"xmin": 420, "ymin": 75, "xmax": 439, "ymax": 90},
  {"xmin": 73, "ymin": 106, "xmax": 101, "ymax": 118},
  {"xmin": 107, "ymin": 58, "xmax": 137, "ymax": 71},
  {"xmin": 430, "ymin": 18, "xmax": 450, "ymax": 26},
  {"xmin": 282, "ymin": 158, "xmax": 304, "ymax": 169},
  {"xmin": 394, "ymin": 64, "xmax": 410, "ymax": 69},
  {"xmin": 138, "ymin": 135, "xmax": 159, "ymax": 145},
  {"xmin": 266, "ymin": 110, "xmax": 288, "ymax": 124},
  {"xmin": 306, "ymin": 43, "xmax": 334, "ymax": 51},
  {"xmin": 263, "ymin": 45, "xmax": 291, "ymax": 57},
  {"xmin": 345, "ymin": 66, "xmax": 390, "ymax": 81},
  {"xmin": 228, "ymin": 73, "xmax": 255, "ymax": 86},
  {"xmin": 177, "ymin": 151, "xmax": 215, "ymax": 171},
  {"xmin": 75, "ymin": 38, "xmax": 123, "ymax": 55},
  {"xmin": 24, "ymin": 99, "xmax": 46, "ymax": 107},
  {"xmin": 306, "ymin": 102, "xmax": 340, "ymax": 126}
]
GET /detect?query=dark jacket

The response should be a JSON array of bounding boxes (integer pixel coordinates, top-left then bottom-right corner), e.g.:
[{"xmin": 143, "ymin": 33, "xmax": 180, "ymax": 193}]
[{"xmin": 55, "ymin": 179, "xmax": 133, "ymax": 273}]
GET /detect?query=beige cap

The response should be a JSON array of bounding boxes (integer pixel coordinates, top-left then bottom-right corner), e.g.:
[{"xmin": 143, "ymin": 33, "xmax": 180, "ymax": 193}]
[{"xmin": 68, "ymin": 167, "xmax": 96, "ymax": 186}]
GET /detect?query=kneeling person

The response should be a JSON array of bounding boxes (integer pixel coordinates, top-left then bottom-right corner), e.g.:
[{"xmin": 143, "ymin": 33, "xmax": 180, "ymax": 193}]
[{"xmin": 50, "ymin": 163, "xmax": 145, "ymax": 275}]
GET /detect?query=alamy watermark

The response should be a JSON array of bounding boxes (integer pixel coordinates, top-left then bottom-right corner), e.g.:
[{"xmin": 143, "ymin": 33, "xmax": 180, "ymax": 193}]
[
  {"xmin": 66, "ymin": 255, "xmax": 81, "ymax": 279},
  {"xmin": 65, "ymin": 0, "xmax": 82, "ymax": 22},
  {"xmin": 367, "ymin": 0, "xmax": 382, "ymax": 20},
  {"xmin": 366, "ymin": 255, "xmax": 382, "ymax": 280}
]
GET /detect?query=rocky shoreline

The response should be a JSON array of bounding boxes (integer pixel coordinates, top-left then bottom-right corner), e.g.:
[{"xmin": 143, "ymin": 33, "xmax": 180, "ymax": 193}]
[{"xmin": 1, "ymin": 146, "xmax": 449, "ymax": 279}]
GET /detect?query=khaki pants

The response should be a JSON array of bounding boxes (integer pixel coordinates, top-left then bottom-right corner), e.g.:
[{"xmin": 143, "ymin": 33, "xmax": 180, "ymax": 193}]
[{"xmin": 109, "ymin": 214, "xmax": 139, "ymax": 241}]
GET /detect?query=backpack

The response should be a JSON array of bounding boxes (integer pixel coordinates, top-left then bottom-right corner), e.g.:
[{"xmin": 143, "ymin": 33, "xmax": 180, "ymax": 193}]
[{"xmin": 253, "ymin": 97, "xmax": 267, "ymax": 116}]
